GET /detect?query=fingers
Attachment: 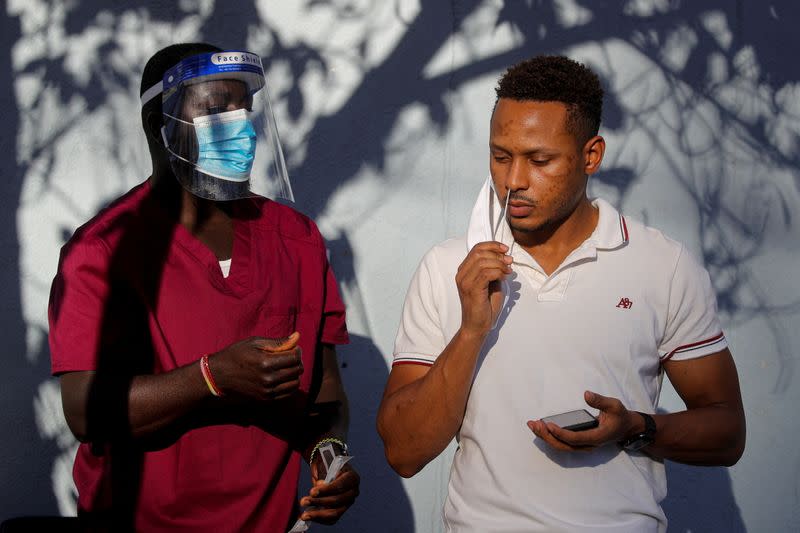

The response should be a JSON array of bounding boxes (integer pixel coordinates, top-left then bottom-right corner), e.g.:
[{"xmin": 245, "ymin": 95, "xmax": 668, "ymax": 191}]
[
  {"xmin": 456, "ymin": 243, "xmax": 514, "ymax": 333},
  {"xmin": 467, "ymin": 241, "xmax": 510, "ymax": 257},
  {"xmin": 546, "ymin": 422, "xmax": 603, "ymax": 448},
  {"xmin": 460, "ymin": 243, "xmax": 512, "ymax": 269},
  {"xmin": 301, "ymin": 488, "xmax": 357, "ymax": 510},
  {"xmin": 584, "ymin": 390, "xmax": 618, "ymax": 412},
  {"xmin": 258, "ymin": 362, "xmax": 303, "ymax": 398},
  {"xmin": 300, "ymin": 469, "xmax": 360, "ymax": 523},
  {"xmin": 528, "ymin": 420, "xmax": 578, "ymax": 451},
  {"xmin": 458, "ymin": 242, "xmax": 512, "ymax": 279},
  {"xmin": 527, "ymin": 420, "xmax": 598, "ymax": 451},
  {"xmin": 300, "ymin": 505, "xmax": 349, "ymax": 525},
  {"xmin": 311, "ymin": 468, "xmax": 360, "ymax": 498},
  {"xmin": 258, "ymin": 349, "xmax": 302, "ymax": 370},
  {"xmin": 210, "ymin": 335, "xmax": 306, "ymax": 400},
  {"xmin": 457, "ymin": 258, "xmax": 511, "ymax": 296}
]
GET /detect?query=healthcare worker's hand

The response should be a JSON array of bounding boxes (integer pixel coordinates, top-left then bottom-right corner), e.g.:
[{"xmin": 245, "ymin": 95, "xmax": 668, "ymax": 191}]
[
  {"xmin": 299, "ymin": 458, "xmax": 360, "ymax": 524},
  {"xmin": 207, "ymin": 332, "xmax": 303, "ymax": 401},
  {"xmin": 456, "ymin": 241, "xmax": 513, "ymax": 335},
  {"xmin": 527, "ymin": 391, "xmax": 639, "ymax": 451}
]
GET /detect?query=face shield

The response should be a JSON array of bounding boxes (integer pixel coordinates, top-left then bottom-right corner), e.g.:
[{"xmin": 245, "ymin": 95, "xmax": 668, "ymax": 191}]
[{"xmin": 141, "ymin": 50, "xmax": 293, "ymax": 202}]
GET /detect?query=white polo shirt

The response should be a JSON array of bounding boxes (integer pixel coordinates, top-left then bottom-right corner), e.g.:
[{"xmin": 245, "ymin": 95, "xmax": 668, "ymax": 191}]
[{"xmin": 393, "ymin": 183, "xmax": 726, "ymax": 532}]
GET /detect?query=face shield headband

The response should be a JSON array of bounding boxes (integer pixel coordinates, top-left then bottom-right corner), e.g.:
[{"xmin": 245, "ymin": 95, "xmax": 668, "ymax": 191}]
[{"xmin": 141, "ymin": 50, "xmax": 294, "ymax": 202}]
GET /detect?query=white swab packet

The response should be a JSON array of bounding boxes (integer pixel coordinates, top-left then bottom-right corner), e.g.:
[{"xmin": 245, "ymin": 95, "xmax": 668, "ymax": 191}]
[{"xmin": 289, "ymin": 444, "xmax": 354, "ymax": 532}]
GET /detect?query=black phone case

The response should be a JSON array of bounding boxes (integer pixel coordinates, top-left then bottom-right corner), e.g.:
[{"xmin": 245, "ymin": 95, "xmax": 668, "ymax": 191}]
[{"xmin": 542, "ymin": 409, "xmax": 599, "ymax": 432}]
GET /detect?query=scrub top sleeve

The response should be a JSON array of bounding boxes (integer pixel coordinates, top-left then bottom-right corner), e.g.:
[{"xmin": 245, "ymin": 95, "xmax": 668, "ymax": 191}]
[
  {"xmin": 320, "ymin": 250, "xmax": 349, "ymax": 346},
  {"xmin": 659, "ymin": 245, "xmax": 728, "ymax": 362},
  {"xmin": 393, "ymin": 249, "xmax": 446, "ymax": 366},
  {"xmin": 48, "ymin": 239, "xmax": 112, "ymax": 375}
]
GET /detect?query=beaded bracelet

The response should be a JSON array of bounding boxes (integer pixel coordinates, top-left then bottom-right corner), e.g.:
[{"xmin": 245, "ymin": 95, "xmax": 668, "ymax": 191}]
[
  {"xmin": 200, "ymin": 355, "xmax": 224, "ymax": 397},
  {"xmin": 309, "ymin": 437, "xmax": 348, "ymax": 465}
]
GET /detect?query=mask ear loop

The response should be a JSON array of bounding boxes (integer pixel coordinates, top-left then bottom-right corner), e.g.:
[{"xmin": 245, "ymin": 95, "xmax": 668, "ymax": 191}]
[
  {"xmin": 160, "ymin": 112, "xmax": 193, "ymax": 150},
  {"xmin": 161, "ymin": 123, "xmax": 192, "ymax": 165},
  {"xmin": 159, "ymin": 113, "xmax": 203, "ymax": 172}
]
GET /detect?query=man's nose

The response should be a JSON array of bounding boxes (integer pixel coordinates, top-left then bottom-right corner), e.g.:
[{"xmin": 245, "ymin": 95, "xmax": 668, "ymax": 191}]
[{"xmin": 505, "ymin": 158, "xmax": 528, "ymax": 194}]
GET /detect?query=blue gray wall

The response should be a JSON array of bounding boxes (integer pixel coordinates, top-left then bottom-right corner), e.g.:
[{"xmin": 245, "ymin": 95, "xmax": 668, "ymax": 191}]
[{"xmin": 2, "ymin": 1, "xmax": 799, "ymax": 531}]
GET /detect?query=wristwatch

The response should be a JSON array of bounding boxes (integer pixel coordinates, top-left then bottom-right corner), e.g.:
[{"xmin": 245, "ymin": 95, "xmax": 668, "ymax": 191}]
[{"xmin": 619, "ymin": 412, "xmax": 656, "ymax": 451}]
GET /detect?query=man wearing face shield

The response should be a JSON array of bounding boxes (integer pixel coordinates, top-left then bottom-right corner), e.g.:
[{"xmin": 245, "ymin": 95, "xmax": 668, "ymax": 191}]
[{"xmin": 48, "ymin": 43, "xmax": 359, "ymax": 531}]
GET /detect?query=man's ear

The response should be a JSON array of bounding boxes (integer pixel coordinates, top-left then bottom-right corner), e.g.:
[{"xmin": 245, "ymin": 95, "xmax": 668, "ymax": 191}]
[{"xmin": 583, "ymin": 135, "xmax": 605, "ymax": 175}]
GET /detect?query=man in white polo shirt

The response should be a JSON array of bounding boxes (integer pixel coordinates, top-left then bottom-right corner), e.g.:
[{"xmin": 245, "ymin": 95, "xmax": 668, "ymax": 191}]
[{"xmin": 377, "ymin": 55, "xmax": 745, "ymax": 532}]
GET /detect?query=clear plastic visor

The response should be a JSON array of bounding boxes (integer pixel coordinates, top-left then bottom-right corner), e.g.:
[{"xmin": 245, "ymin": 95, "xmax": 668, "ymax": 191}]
[{"xmin": 160, "ymin": 75, "xmax": 293, "ymax": 202}]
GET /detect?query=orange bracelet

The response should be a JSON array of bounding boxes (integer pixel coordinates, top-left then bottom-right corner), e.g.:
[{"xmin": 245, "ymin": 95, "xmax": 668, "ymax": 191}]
[{"xmin": 200, "ymin": 355, "xmax": 223, "ymax": 397}]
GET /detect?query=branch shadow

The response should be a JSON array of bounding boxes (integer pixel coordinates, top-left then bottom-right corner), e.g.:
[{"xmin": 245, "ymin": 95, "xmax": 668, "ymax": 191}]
[
  {"xmin": 0, "ymin": 9, "xmax": 59, "ymax": 522},
  {"xmin": 7, "ymin": 0, "xmax": 800, "ymax": 528}
]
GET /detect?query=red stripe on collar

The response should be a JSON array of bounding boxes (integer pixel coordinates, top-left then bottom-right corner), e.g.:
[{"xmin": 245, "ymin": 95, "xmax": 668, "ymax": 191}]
[{"xmin": 619, "ymin": 215, "xmax": 629, "ymax": 243}]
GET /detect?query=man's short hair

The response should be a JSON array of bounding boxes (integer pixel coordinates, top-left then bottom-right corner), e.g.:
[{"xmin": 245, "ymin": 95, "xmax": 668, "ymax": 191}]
[
  {"xmin": 140, "ymin": 43, "xmax": 222, "ymax": 134},
  {"xmin": 495, "ymin": 55, "xmax": 603, "ymax": 144}
]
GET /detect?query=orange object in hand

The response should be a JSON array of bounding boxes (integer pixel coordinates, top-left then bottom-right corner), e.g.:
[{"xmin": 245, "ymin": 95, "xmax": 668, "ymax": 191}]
[{"xmin": 262, "ymin": 331, "xmax": 300, "ymax": 352}]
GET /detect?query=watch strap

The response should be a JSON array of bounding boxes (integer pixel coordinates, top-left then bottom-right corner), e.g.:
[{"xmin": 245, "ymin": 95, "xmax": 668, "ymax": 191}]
[{"xmin": 620, "ymin": 411, "xmax": 656, "ymax": 451}]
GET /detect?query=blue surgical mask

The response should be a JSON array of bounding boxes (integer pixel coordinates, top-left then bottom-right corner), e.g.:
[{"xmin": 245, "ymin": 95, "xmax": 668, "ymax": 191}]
[{"xmin": 191, "ymin": 109, "xmax": 257, "ymax": 181}]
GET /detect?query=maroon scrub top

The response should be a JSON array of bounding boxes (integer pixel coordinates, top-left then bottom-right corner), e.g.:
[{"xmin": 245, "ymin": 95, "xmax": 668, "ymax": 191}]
[{"xmin": 48, "ymin": 181, "xmax": 349, "ymax": 531}]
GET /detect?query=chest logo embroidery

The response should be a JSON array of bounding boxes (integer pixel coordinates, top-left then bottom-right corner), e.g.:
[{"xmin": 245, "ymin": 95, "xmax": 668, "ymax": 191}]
[{"xmin": 616, "ymin": 297, "xmax": 633, "ymax": 309}]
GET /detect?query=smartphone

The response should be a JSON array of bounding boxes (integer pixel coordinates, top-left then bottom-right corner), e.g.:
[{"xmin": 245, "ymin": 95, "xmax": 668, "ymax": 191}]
[{"xmin": 541, "ymin": 409, "xmax": 598, "ymax": 431}]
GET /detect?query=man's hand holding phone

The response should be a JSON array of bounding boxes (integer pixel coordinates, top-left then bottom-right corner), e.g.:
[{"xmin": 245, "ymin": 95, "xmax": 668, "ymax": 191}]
[
  {"xmin": 541, "ymin": 409, "xmax": 599, "ymax": 432},
  {"xmin": 528, "ymin": 390, "xmax": 641, "ymax": 451}
]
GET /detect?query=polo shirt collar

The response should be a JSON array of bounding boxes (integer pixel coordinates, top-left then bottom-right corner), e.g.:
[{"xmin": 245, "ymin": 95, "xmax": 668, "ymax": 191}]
[
  {"xmin": 509, "ymin": 198, "xmax": 629, "ymax": 272},
  {"xmin": 586, "ymin": 197, "xmax": 629, "ymax": 250},
  {"xmin": 465, "ymin": 177, "xmax": 629, "ymax": 257}
]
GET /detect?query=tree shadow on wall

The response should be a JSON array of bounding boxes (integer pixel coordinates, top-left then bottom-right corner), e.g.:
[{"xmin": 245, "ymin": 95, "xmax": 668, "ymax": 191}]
[
  {"xmin": 9, "ymin": 0, "xmax": 800, "ymax": 525},
  {"xmin": 0, "ymin": 11, "xmax": 58, "ymax": 521}
]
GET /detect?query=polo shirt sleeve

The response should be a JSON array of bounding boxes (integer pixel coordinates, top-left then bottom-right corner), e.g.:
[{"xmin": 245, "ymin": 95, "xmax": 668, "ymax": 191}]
[
  {"xmin": 393, "ymin": 248, "xmax": 447, "ymax": 366},
  {"xmin": 659, "ymin": 245, "xmax": 728, "ymax": 362},
  {"xmin": 48, "ymin": 238, "xmax": 111, "ymax": 375},
  {"xmin": 320, "ymin": 255, "xmax": 349, "ymax": 346}
]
